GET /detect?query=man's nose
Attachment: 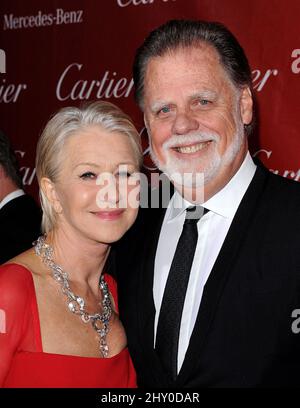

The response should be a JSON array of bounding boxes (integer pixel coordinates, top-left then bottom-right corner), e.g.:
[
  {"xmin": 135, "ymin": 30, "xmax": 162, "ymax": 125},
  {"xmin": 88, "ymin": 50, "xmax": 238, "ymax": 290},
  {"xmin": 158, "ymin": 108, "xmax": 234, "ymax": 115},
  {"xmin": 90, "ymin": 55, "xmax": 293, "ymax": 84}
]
[{"xmin": 171, "ymin": 111, "xmax": 199, "ymax": 135}]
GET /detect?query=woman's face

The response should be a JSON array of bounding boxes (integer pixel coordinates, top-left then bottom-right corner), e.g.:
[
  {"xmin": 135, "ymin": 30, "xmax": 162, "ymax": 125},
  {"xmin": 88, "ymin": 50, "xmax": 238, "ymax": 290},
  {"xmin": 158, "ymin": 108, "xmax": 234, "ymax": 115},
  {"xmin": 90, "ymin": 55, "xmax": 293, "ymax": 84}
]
[{"xmin": 48, "ymin": 125, "xmax": 140, "ymax": 244}]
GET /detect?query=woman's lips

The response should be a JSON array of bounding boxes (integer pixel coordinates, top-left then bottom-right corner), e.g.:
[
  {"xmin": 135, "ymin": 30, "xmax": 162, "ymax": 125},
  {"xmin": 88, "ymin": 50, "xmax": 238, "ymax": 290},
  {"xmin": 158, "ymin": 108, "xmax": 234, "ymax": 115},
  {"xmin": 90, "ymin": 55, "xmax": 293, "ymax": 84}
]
[{"xmin": 92, "ymin": 209, "xmax": 125, "ymax": 220}]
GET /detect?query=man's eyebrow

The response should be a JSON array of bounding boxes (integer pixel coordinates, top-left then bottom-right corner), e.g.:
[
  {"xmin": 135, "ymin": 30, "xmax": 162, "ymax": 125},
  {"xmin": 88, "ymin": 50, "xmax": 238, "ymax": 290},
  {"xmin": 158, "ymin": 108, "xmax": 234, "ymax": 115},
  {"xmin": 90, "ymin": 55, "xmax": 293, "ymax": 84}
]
[
  {"xmin": 190, "ymin": 90, "xmax": 218, "ymax": 100},
  {"xmin": 149, "ymin": 91, "xmax": 218, "ymax": 113}
]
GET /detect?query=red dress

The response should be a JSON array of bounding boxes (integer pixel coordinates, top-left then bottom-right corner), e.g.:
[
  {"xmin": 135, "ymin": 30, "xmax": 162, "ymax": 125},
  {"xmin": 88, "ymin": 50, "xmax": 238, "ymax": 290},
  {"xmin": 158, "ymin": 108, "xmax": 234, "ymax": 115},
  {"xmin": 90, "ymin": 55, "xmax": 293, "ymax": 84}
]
[{"xmin": 0, "ymin": 263, "xmax": 136, "ymax": 388}]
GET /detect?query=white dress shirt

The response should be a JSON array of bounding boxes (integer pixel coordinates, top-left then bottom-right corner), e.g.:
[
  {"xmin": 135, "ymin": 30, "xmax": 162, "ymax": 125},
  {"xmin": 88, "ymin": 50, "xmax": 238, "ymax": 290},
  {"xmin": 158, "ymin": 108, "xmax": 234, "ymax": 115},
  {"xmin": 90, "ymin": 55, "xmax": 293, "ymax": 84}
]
[
  {"xmin": 153, "ymin": 152, "xmax": 257, "ymax": 373},
  {"xmin": 0, "ymin": 189, "xmax": 25, "ymax": 210}
]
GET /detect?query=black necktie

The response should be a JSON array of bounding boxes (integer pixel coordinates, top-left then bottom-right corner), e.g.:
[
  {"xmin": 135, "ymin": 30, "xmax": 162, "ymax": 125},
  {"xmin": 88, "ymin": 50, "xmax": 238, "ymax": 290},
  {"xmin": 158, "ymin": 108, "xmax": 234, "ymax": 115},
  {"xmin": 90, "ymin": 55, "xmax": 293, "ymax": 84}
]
[{"xmin": 155, "ymin": 206, "xmax": 208, "ymax": 381}]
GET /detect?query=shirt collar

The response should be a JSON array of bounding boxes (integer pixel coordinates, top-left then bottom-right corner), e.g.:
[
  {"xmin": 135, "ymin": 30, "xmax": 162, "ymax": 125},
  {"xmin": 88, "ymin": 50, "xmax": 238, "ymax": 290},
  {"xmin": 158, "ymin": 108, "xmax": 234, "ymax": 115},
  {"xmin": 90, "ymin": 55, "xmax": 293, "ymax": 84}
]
[
  {"xmin": 0, "ymin": 189, "xmax": 25, "ymax": 210},
  {"xmin": 167, "ymin": 152, "xmax": 256, "ymax": 221}
]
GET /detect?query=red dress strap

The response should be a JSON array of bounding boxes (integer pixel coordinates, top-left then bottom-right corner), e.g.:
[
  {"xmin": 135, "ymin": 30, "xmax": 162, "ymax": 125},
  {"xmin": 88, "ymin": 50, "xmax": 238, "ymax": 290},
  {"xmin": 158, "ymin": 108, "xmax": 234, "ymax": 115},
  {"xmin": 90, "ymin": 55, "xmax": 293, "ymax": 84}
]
[{"xmin": 104, "ymin": 273, "xmax": 118, "ymax": 313}]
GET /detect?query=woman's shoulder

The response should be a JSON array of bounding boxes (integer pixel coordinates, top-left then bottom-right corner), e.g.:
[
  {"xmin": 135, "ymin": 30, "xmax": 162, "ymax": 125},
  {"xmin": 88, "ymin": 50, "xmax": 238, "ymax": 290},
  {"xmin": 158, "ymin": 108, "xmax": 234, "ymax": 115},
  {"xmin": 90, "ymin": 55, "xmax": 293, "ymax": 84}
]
[
  {"xmin": 0, "ymin": 251, "xmax": 39, "ymax": 317},
  {"xmin": 0, "ymin": 249, "xmax": 37, "ymax": 289}
]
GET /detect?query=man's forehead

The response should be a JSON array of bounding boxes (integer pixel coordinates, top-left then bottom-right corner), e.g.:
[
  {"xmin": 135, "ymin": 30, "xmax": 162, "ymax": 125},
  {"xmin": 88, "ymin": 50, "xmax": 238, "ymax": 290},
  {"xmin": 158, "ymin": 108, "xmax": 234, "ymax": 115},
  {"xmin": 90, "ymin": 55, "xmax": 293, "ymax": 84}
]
[
  {"xmin": 143, "ymin": 43, "xmax": 236, "ymax": 101},
  {"xmin": 146, "ymin": 42, "xmax": 220, "ymax": 70},
  {"xmin": 146, "ymin": 48, "xmax": 229, "ymax": 84}
]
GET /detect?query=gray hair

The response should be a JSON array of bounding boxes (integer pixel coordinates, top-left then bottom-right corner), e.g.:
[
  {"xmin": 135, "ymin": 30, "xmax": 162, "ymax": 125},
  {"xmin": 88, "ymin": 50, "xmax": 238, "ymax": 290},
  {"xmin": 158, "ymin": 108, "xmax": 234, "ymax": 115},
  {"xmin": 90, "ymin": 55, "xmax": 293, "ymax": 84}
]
[{"xmin": 36, "ymin": 101, "xmax": 142, "ymax": 233}]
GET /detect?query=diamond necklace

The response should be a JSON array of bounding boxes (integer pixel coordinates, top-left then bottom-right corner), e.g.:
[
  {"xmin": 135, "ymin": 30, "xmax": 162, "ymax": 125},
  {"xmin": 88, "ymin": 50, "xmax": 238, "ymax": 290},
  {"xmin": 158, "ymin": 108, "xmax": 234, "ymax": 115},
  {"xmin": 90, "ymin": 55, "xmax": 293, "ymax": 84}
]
[{"xmin": 34, "ymin": 235, "xmax": 112, "ymax": 358}]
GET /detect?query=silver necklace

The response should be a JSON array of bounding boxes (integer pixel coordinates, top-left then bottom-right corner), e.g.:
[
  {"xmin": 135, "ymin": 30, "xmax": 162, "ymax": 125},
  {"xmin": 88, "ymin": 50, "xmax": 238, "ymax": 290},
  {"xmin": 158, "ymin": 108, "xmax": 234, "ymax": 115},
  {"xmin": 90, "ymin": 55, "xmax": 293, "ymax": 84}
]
[{"xmin": 34, "ymin": 235, "xmax": 112, "ymax": 358}]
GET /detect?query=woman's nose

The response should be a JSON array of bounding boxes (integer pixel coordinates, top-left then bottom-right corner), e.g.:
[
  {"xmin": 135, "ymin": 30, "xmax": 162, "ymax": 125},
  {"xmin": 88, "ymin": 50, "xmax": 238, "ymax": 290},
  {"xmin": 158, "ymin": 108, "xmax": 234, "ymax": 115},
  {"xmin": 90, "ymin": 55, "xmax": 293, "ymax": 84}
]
[{"xmin": 96, "ymin": 174, "xmax": 120, "ymax": 209}]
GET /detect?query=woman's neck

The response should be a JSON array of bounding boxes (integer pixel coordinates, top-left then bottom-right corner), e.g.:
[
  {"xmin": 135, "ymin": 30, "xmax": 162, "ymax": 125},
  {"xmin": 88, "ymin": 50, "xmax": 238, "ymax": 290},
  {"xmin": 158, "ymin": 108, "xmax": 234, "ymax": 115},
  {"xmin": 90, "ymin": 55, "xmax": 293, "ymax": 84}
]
[{"xmin": 46, "ymin": 227, "xmax": 110, "ymax": 287}]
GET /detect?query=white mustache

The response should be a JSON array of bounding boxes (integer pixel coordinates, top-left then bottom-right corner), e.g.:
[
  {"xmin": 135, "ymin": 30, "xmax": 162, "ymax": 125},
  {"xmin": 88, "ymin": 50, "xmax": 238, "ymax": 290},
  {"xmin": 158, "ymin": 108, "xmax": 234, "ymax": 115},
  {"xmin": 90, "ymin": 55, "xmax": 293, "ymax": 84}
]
[{"xmin": 162, "ymin": 132, "xmax": 219, "ymax": 150}]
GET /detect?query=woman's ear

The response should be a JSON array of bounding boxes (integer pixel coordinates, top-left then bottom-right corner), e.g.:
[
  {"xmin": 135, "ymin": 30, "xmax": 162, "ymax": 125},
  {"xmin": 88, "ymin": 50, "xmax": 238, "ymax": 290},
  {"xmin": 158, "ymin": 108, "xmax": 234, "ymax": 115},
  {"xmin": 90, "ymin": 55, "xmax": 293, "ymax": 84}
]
[
  {"xmin": 40, "ymin": 177, "xmax": 62, "ymax": 214},
  {"xmin": 240, "ymin": 87, "xmax": 253, "ymax": 125}
]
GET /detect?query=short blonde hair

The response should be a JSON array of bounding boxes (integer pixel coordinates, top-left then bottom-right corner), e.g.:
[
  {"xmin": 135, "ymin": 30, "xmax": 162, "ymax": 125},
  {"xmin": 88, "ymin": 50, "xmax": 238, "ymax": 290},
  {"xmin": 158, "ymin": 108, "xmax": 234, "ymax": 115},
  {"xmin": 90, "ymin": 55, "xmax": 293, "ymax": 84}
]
[{"xmin": 35, "ymin": 101, "xmax": 142, "ymax": 234}]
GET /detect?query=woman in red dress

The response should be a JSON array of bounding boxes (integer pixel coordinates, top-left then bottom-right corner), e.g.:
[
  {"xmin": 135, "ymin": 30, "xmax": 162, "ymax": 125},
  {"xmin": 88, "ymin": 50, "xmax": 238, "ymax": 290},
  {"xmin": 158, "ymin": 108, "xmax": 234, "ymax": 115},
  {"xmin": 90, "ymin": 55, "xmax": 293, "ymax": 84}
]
[{"xmin": 0, "ymin": 101, "xmax": 142, "ymax": 387}]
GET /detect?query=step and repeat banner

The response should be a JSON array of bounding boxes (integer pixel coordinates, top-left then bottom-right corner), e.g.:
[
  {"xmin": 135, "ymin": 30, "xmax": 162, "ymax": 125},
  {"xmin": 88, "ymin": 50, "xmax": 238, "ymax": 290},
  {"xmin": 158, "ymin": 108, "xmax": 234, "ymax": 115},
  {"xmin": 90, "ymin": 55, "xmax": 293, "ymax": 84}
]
[{"xmin": 0, "ymin": 0, "xmax": 300, "ymax": 199}]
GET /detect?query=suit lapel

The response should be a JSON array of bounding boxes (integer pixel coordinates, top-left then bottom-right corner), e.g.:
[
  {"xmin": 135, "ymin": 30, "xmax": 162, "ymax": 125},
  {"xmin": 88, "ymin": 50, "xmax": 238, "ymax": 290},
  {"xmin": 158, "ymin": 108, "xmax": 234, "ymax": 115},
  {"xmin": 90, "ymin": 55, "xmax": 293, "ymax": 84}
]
[
  {"xmin": 137, "ymin": 183, "xmax": 175, "ymax": 353},
  {"xmin": 137, "ymin": 207, "xmax": 172, "ymax": 385},
  {"xmin": 176, "ymin": 165, "xmax": 269, "ymax": 385},
  {"xmin": 138, "ymin": 210, "xmax": 161, "ymax": 348}
]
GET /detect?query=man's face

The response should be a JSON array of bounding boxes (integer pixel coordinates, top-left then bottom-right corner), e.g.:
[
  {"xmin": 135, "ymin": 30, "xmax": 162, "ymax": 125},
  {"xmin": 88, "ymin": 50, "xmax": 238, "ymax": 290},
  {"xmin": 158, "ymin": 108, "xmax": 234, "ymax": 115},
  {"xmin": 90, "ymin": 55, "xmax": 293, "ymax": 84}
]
[{"xmin": 143, "ymin": 44, "xmax": 253, "ymax": 198}]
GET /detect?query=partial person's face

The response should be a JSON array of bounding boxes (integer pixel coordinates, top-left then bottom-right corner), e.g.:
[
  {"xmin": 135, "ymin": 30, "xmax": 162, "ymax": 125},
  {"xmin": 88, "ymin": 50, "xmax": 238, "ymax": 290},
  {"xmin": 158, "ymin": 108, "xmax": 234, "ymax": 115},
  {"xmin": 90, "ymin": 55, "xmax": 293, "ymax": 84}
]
[
  {"xmin": 143, "ymin": 44, "xmax": 253, "ymax": 199},
  {"xmin": 44, "ymin": 126, "xmax": 140, "ymax": 244}
]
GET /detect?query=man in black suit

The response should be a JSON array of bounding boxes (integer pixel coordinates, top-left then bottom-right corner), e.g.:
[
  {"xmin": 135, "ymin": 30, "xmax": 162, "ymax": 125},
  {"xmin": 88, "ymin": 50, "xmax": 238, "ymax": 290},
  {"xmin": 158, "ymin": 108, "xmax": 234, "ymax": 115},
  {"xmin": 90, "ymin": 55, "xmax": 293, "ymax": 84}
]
[
  {"xmin": 114, "ymin": 20, "xmax": 300, "ymax": 387},
  {"xmin": 0, "ymin": 130, "xmax": 41, "ymax": 264}
]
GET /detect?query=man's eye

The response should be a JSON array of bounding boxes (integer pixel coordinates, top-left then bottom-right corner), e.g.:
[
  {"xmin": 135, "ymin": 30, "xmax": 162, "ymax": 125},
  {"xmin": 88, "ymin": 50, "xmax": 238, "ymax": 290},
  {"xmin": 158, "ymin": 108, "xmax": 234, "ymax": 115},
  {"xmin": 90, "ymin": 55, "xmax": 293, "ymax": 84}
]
[
  {"xmin": 199, "ymin": 99, "xmax": 210, "ymax": 106},
  {"xmin": 80, "ymin": 172, "xmax": 96, "ymax": 180},
  {"xmin": 158, "ymin": 106, "xmax": 171, "ymax": 115}
]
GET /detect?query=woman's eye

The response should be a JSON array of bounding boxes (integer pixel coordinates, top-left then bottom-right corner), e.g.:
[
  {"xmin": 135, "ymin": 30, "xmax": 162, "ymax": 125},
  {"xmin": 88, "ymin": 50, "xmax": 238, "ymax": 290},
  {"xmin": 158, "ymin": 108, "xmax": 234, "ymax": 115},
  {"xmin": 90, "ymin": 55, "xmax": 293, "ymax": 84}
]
[
  {"xmin": 117, "ymin": 171, "xmax": 132, "ymax": 178},
  {"xmin": 80, "ymin": 172, "xmax": 96, "ymax": 180}
]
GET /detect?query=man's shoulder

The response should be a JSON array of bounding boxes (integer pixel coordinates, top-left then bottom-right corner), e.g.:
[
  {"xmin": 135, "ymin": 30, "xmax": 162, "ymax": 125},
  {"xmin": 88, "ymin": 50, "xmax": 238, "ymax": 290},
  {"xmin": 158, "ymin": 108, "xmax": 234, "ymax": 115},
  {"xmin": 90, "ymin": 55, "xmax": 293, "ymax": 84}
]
[
  {"xmin": 0, "ymin": 194, "xmax": 42, "ymax": 233},
  {"xmin": 247, "ymin": 163, "xmax": 300, "ymax": 239},
  {"xmin": 1, "ymin": 193, "xmax": 40, "ymax": 215},
  {"xmin": 252, "ymin": 160, "xmax": 300, "ymax": 201},
  {"xmin": 14, "ymin": 193, "xmax": 40, "ymax": 208},
  {"xmin": 1, "ymin": 193, "xmax": 36, "ymax": 209},
  {"xmin": 261, "ymin": 165, "xmax": 300, "ymax": 202}
]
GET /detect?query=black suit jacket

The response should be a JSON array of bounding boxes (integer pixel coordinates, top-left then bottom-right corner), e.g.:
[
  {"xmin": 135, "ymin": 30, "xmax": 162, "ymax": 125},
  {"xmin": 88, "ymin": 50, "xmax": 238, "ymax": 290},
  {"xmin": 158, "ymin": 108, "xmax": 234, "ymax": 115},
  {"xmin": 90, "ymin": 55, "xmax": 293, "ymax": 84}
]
[
  {"xmin": 0, "ymin": 194, "xmax": 42, "ymax": 264},
  {"xmin": 113, "ymin": 163, "xmax": 300, "ymax": 387}
]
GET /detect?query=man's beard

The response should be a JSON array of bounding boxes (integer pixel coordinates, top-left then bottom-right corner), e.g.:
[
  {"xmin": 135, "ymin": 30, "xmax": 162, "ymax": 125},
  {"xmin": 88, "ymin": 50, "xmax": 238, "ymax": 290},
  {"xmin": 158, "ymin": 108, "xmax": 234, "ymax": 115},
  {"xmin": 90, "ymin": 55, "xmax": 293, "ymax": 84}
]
[{"xmin": 149, "ymin": 116, "xmax": 245, "ymax": 189}]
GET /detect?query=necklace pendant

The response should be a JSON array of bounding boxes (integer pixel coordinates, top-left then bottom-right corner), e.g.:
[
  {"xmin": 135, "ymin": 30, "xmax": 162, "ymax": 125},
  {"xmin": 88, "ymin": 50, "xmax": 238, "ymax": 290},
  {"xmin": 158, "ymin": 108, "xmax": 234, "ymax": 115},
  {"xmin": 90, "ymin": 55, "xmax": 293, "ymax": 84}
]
[
  {"xmin": 100, "ymin": 339, "xmax": 109, "ymax": 358},
  {"xmin": 53, "ymin": 272, "xmax": 62, "ymax": 282},
  {"xmin": 98, "ymin": 328, "xmax": 106, "ymax": 338},
  {"xmin": 76, "ymin": 296, "xmax": 85, "ymax": 310},
  {"xmin": 68, "ymin": 301, "xmax": 76, "ymax": 313},
  {"xmin": 81, "ymin": 313, "xmax": 90, "ymax": 323}
]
